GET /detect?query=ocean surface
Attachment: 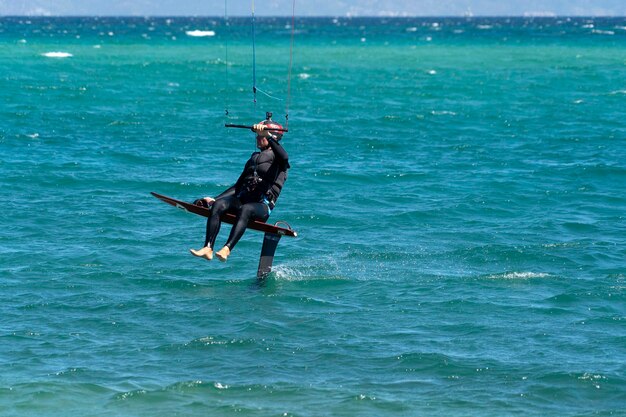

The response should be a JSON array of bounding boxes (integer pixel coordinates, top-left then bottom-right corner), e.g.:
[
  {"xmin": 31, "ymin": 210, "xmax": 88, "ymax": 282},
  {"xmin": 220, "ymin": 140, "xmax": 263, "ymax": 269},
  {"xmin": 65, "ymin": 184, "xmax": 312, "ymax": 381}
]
[{"xmin": 1, "ymin": 16, "xmax": 625, "ymax": 416}]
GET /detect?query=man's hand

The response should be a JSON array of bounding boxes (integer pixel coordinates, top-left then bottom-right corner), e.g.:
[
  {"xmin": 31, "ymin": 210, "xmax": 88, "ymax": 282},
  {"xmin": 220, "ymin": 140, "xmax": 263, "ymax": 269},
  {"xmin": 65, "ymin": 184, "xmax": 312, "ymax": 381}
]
[{"xmin": 252, "ymin": 124, "xmax": 269, "ymax": 137}]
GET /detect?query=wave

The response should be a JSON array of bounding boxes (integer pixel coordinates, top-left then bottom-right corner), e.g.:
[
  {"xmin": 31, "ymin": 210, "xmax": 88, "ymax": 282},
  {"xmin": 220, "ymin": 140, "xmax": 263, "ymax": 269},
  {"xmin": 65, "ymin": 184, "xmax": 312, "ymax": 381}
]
[
  {"xmin": 271, "ymin": 264, "xmax": 305, "ymax": 281},
  {"xmin": 42, "ymin": 51, "xmax": 73, "ymax": 58},
  {"xmin": 487, "ymin": 271, "xmax": 550, "ymax": 280},
  {"xmin": 591, "ymin": 29, "xmax": 615, "ymax": 35},
  {"xmin": 270, "ymin": 263, "xmax": 350, "ymax": 282},
  {"xmin": 430, "ymin": 110, "xmax": 456, "ymax": 116},
  {"xmin": 185, "ymin": 30, "xmax": 215, "ymax": 37}
]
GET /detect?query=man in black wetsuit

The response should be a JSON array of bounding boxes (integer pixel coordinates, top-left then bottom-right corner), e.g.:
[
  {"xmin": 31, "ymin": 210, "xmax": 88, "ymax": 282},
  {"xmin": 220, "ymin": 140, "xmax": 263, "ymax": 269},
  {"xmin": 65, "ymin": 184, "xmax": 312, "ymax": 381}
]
[{"xmin": 190, "ymin": 117, "xmax": 289, "ymax": 262}]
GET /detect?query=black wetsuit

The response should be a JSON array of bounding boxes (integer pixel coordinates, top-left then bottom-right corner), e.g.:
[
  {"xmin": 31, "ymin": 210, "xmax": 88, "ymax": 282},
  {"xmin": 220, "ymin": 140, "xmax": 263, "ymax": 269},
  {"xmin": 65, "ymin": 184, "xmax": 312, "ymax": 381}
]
[{"xmin": 204, "ymin": 137, "xmax": 289, "ymax": 250}]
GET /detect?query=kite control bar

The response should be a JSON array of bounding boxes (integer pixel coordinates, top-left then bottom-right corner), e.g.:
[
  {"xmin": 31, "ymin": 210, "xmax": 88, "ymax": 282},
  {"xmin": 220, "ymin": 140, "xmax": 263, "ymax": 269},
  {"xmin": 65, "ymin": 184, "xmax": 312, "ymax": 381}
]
[
  {"xmin": 224, "ymin": 123, "xmax": 289, "ymax": 133},
  {"xmin": 224, "ymin": 123, "xmax": 289, "ymax": 132},
  {"xmin": 224, "ymin": 112, "xmax": 289, "ymax": 133}
]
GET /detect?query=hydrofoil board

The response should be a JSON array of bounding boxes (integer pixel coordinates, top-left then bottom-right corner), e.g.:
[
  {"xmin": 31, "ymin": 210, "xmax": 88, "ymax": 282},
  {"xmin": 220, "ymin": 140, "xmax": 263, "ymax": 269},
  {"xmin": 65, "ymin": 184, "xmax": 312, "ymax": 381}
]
[{"xmin": 151, "ymin": 192, "xmax": 297, "ymax": 237}]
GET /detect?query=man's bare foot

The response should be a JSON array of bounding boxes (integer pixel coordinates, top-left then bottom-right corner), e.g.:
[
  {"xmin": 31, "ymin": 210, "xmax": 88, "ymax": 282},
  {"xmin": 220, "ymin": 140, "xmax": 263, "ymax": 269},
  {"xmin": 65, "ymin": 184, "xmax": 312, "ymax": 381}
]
[
  {"xmin": 215, "ymin": 246, "xmax": 231, "ymax": 262},
  {"xmin": 190, "ymin": 246, "xmax": 213, "ymax": 260}
]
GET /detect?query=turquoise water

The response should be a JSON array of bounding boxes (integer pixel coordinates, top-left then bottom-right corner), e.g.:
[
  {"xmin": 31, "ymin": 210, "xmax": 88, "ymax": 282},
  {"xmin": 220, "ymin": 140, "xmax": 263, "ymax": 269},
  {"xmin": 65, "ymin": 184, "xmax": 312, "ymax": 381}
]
[{"xmin": 1, "ymin": 16, "xmax": 625, "ymax": 416}]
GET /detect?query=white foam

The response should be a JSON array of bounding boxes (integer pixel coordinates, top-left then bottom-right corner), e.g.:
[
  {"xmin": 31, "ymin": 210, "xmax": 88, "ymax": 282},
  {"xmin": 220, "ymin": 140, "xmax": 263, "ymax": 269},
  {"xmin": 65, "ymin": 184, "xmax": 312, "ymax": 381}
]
[
  {"xmin": 271, "ymin": 265, "xmax": 305, "ymax": 281},
  {"xmin": 427, "ymin": 69, "xmax": 437, "ymax": 75},
  {"xmin": 477, "ymin": 25, "xmax": 493, "ymax": 30},
  {"xmin": 42, "ymin": 51, "xmax": 73, "ymax": 58},
  {"xmin": 406, "ymin": 27, "xmax": 417, "ymax": 32},
  {"xmin": 186, "ymin": 30, "xmax": 216, "ymax": 37},
  {"xmin": 542, "ymin": 242, "xmax": 578, "ymax": 248},
  {"xmin": 298, "ymin": 73, "xmax": 311, "ymax": 80},
  {"xmin": 591, "ymin": 29, "xmax": 615, "ymax": 35},
  {"xmin": 490, "ymin": 272, "xmax": 550, "ymax": 280}
]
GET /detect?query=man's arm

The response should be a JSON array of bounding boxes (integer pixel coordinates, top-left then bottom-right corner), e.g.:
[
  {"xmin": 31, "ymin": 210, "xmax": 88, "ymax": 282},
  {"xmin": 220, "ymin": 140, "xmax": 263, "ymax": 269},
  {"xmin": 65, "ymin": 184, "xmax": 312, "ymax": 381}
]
[{"xmin": 267, "ymin": 137, "xmax": 289, "ymax": 168}]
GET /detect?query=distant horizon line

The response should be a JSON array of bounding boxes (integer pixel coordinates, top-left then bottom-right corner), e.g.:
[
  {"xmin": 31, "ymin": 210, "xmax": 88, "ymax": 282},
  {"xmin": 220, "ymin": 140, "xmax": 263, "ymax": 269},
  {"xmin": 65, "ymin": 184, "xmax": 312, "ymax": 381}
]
[{"xmin": 1, "ymin": 14, "xmax": 625, "ymax": 18}]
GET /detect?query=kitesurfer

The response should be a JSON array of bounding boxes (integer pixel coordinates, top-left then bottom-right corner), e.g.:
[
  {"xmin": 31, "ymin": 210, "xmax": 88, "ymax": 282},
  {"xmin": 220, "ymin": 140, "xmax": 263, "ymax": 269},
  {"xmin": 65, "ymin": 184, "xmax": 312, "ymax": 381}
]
[{"xmin": 190, "ymin": 116, "xmax": 289, "ymax": 262}]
